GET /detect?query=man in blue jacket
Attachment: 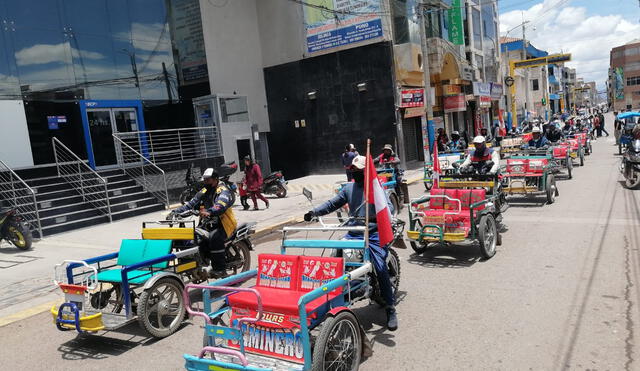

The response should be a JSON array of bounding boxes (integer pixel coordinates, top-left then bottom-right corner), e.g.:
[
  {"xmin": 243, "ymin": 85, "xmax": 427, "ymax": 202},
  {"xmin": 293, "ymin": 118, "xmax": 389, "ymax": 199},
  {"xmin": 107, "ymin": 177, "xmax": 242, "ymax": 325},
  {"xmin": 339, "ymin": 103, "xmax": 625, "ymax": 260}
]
[
  {"xmin": 303, "ymin": 155, "xmax": 398, "ymax": 331},
  {"xmin": 527, "ymin": 126, "xmax": 550, "ymax": 148}
]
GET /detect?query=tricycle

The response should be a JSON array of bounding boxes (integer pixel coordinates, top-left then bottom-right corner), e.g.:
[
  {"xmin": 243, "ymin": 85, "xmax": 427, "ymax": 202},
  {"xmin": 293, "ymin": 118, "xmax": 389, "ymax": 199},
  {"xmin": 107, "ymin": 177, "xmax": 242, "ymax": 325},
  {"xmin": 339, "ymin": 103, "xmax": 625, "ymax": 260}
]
[
  {"xmin": 51, "ymin": 215, "xmax": 255, "ymax": 338},
  {"xmin": 407, "ymin": 173, "xmax": 503, "ymax": 258},
  {"xmin": 182, "ymin": 215, "xmax": 402, "ymax": 370},
  {"xmin": 335, "ymin": 168, "xmax": 404, "ymax": 221},
  {"xmin": 501, "ymin": 149, "xmax": 559, "ymax": 204},
  {"xmin": 618, "ymin": 112, "xmax": 640, "ymax": 155},
  {"xmin": 423, "ymin": 150, "xmax": 465, "ymax": 190}
]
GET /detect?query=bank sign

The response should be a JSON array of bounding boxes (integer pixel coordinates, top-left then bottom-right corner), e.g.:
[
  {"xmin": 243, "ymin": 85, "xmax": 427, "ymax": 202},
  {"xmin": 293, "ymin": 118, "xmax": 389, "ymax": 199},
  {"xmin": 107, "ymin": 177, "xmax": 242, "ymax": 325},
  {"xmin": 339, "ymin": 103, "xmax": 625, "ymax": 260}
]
[{"xmin": 304, "ymin": 0, "xmax": 383, "ymax": 53}]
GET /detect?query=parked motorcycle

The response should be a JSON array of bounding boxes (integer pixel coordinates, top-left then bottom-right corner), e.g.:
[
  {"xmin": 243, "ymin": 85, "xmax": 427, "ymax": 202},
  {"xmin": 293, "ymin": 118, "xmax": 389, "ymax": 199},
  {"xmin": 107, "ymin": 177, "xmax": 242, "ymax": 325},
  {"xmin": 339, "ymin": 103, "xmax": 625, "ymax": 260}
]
[
  {"xmin": 0, "ymin": 207, "xmax": 33, "ymax": 250},
  {"xmin": 621, "ymin": 139, "xmax": 640, "ymax": 189},
  {"xmin": 179, "ymin": 162, "xmax": 240, "ymax": 205},
  {"xmin": 262, "ymin": 170, "xmax": 288, "ymax": 198}
]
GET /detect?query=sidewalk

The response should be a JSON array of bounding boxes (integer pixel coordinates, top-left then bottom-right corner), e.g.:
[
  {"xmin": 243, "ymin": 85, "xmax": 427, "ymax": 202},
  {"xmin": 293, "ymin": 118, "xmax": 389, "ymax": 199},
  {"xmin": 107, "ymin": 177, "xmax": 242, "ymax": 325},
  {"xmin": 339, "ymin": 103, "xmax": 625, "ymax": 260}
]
[{"xmin": 0, "ymin": 169, "xmax": 424, "ymax": 325}]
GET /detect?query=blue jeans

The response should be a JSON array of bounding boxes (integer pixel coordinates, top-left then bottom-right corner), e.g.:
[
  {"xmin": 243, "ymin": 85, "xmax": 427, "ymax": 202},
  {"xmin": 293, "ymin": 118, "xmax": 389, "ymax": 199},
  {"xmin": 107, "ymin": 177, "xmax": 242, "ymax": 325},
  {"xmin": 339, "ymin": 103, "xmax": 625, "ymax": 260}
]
[{"xmin": 345, "ymin": 232, "xmax": 395, "ymax": 307}]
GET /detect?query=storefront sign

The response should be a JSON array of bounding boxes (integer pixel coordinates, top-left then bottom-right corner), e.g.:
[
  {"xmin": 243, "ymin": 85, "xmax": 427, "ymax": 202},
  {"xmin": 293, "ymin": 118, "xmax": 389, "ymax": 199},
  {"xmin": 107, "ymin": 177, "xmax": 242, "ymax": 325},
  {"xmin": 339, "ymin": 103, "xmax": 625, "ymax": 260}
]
[
  {"xmin": 400, "ymin": 89, "xmax": 424, "ymax": 107},
  {"xmin": 479, "ymin": 96, "xmax": 492, "ymax": 108},
  {"xmin": 473, "ymin": 82, "xmax": 491, "ymax": 97},
  {"xmin": 447, "ymin": 0, "xmax": 464, "ymax": 45},
  {"xmin": 304, "ymin": 1, "xmax": 383, "ymax": 53},
  {"xmin": 490, "ymin": 83, "xmax": 503, "ymax": 100},
  {"xmin": 404, "ymin": 107, "xmax": 424, "ymax": 118},
  {"xmin": 444, "ymin": 94, "xmax": 466, "ymax": 113},
  {"xmin": 47, "ymin": 115, "xmax": 66, "ymax": 130},
  {"xmin": 462, "ymin": 65, "xmax": 474, "ymax": 81},
  {"xmin": 443, "ymin": 85, "xmax": 462, "ymax": 96}
]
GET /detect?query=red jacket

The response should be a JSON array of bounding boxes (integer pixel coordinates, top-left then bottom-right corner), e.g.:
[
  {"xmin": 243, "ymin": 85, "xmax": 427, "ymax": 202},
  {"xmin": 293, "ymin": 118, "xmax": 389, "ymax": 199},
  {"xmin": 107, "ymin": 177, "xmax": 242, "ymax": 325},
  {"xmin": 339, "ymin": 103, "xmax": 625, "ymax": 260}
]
[{"xmin": 244, "ymin": 163, "xmax": 263, "ymax": 192}]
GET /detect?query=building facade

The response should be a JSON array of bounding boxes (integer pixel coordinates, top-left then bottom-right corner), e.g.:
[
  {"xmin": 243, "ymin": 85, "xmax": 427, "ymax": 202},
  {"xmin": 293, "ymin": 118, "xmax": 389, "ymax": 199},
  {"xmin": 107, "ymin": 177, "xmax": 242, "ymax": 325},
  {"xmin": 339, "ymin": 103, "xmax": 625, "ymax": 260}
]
[
  {"xmin": 0, "ymin": 0, "xmax": 214, "ymax": 169},
  {"xmin": 609, "ymin": 40, "xmax": 640, "ymax": 111}
]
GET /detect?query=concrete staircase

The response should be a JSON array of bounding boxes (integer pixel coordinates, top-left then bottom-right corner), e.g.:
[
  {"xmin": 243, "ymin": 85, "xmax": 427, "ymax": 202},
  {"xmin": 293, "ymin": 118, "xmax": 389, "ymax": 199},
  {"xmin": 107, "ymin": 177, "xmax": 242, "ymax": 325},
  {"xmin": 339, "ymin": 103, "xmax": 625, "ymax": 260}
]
[{"xmin": 14, "ymin": 168, "xmax": 165, "ymax": 238}]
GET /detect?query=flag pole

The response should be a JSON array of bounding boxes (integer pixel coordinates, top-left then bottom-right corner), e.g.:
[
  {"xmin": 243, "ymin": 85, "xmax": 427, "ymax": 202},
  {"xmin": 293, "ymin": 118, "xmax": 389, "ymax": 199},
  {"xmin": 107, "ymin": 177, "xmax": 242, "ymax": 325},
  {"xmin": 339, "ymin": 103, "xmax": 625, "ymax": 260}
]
[{"xmin": 364, "ymin": 138, "xmax": 371, "ymax": 249}]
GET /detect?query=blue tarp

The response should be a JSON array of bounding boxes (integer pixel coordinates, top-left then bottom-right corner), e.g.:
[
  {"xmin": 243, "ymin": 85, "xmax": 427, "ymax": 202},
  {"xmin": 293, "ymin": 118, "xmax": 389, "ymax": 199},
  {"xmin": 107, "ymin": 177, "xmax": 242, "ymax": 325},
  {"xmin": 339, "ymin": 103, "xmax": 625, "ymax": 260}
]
[
  {"xmin": 549, "ymin": 94, "xmax": 560, "ymax": 100},
  {"xmin": 617, "ymin": 112, "xmax": 640, "ymax": 120},
  {"xmin": 500, "ymin": 40, "xmax": 549, "ymax": 59}
]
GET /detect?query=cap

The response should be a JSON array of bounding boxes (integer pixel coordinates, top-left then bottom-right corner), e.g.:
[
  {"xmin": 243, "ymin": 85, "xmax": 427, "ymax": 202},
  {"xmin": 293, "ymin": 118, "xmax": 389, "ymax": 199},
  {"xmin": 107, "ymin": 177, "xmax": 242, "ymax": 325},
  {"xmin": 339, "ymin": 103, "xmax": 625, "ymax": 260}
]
[
  {"xmin": 351, "ymin": 155, "xmax": 366, "ymax": 170},
  {"xmin": 452, "ymin": 131, "xmax": 460, "ymax": 135},
  {"xmin": 532, "ymin": 126, "xmax": 542, "ymax": 133},
  {"xmin": 202, "ymin": 168, "xmax": 218, "ymax": 180},
  {"xmin": 383, "ymin": 144, "xmax": 393, "ymax": 151},
  {"xmin": 472, "ymin": 136, "xmax": 486, "ymax": 144}
]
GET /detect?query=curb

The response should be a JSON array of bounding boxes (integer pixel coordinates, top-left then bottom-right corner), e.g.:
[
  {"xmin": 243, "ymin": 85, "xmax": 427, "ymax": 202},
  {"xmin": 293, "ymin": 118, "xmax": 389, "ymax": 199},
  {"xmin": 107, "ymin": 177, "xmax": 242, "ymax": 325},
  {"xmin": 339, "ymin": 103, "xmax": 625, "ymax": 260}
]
[{"xmin": 253, "ymin": 216, "xmax": 305, "ymax": 240}]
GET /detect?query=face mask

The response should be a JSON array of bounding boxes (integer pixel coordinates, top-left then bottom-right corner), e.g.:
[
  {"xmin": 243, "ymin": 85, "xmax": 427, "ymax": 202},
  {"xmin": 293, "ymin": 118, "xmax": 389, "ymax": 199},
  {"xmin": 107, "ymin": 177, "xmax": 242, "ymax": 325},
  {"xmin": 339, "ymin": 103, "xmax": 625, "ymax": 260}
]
[{"xmin": 352, "ymin": 171, "xmax": 364, "ymax": 184}]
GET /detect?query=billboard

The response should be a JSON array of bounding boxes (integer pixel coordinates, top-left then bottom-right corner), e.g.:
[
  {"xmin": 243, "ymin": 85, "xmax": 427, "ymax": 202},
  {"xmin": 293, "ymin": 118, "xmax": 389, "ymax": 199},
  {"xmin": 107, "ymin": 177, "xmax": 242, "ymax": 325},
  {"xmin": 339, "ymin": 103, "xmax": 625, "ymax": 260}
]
[
  {"xmin": 615, "ymin": 67, "xmax": 624, "ymax": 100},
  {"xmin": 303, "ymin": 0, "xmax": 383, "ymax": 54}
]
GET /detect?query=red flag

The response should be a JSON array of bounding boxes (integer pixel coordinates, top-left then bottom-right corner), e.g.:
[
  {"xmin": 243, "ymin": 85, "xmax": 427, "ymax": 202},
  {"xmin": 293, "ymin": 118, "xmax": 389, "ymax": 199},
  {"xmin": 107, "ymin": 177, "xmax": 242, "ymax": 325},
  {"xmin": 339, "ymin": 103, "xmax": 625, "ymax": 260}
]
[
  {"xmin": 366, "ymin": 155, "xmax": 394, "ymax": 246},
  {"xmin": 432, "ymin": 143, "xmax": 440, "ymax": 189}
]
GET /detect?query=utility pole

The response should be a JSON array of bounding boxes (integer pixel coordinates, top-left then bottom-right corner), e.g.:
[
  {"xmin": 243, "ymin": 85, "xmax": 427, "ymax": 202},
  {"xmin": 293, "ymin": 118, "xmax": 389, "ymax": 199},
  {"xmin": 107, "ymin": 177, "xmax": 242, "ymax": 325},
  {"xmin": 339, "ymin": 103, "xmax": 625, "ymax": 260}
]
[
  {"xmin": 522, "ymin": 18, "xmax": 532, "ymax": 121},
  {"xmin": 418, "ymin": 0, "xmax": 435, "ymax": 157},
  {"xmin": 162, "ymin": 62, "xmax": 173, "ymax": 103}
]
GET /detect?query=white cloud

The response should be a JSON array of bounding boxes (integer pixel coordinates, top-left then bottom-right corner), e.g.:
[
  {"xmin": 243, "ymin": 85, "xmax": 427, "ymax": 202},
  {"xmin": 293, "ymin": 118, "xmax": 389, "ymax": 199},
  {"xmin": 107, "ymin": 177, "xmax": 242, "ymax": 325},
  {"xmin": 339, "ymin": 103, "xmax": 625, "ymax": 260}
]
[
  {"xmin": 499, "ymin": 0, "xmax": 640, "ymax": 90},
  {"xmin": 14, "ymin": 42, "xmax": 104, "ymax": 66}
]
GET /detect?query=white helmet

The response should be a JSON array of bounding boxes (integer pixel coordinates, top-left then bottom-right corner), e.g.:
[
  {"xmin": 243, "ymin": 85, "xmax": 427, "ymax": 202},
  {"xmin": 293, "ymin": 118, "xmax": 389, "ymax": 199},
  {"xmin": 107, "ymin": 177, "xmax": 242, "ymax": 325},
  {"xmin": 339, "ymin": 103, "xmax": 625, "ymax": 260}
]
[
  {"xmin": 472, "ymin": 135, "xmax": 486, "ymax": 144},
  {"xmin": 532, "ymin": 126, "xmax": 542, "ymax": 133},
  {"xmin": 201, "ymin": 168, "xmax": 217, "ymax": 180}
]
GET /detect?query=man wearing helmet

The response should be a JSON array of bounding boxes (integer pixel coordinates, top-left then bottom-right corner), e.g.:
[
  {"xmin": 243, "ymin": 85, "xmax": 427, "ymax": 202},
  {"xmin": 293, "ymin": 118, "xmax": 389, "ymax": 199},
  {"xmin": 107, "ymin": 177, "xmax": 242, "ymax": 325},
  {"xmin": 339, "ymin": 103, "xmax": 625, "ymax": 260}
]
[
  {"xmin": 460, "ymin": 136, "xmax": 500, "ymax": 174},
  {"xmin": 168, "ymin": 168, "xmax": 237, "ymax": 278},
  {"xmin": 527, "ymin": 126, "xmax": 550, "ymax": 148},
  {"xmin": 303, "ymin": 155, "xmax": 399, "ymax": 331}
]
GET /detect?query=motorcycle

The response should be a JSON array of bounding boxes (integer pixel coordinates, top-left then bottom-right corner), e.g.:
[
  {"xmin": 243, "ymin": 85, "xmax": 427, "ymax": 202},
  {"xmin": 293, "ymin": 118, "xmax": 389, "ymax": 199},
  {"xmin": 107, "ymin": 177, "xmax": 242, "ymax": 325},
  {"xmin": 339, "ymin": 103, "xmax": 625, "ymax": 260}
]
[
  {"xmin": 167, "ymin": 209, "xmax": 254, "ymax": 279},
  {"xmin": 621, "ymin": 139, "xmax": 640, "ymax": 189},
  {"xmin": 262, "ymin": 170, "xmax": 288, "ymax": 198},
  {"xmin": 0, "ymin": 207, "xmax": 33, "ymax": 250}
]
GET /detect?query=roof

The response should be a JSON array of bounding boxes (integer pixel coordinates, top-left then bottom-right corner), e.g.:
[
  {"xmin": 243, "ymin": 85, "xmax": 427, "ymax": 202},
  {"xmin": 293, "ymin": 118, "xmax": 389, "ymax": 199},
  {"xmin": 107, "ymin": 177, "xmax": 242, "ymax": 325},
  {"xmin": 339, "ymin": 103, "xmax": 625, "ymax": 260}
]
[
  {"xmin": 499, "ymin": 36, "xmax": 520, "ymax": 43},
  {"xmin": 500, "ymin": 39, "xmax": 549, "ymax": 59}
]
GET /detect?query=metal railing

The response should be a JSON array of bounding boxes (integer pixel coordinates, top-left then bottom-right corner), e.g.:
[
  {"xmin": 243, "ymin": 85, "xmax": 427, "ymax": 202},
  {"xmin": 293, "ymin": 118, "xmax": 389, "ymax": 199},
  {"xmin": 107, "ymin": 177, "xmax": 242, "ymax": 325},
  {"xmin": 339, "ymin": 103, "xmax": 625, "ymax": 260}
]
[
  {"xmin": 0, "ymin": 160, "xmax": 43, "ymax": 238},
  {"xmin": 112, "ymin": 135, "xmax": 169, "ymax": 208},
  {"xmin": 113, "ymin": 126, "xmax": 223, "ymax": 165},
  {"xmin": 52, "ymin": 138, "xmax": 112, "ymax": 222}
]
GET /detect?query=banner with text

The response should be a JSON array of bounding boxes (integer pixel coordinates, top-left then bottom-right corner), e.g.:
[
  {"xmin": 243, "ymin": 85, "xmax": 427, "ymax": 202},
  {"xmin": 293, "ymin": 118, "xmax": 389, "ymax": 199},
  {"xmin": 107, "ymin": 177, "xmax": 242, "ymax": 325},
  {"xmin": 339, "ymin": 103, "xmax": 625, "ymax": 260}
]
[{"xmin": 304, "ymin": 0, "xmax": 383, "ymax": 53}]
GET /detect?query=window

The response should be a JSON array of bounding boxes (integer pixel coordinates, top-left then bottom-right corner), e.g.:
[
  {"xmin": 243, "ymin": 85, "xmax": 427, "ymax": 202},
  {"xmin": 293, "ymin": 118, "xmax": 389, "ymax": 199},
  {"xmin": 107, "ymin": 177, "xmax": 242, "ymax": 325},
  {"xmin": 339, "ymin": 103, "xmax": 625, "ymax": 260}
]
[
  {"xmin": 624, "ymin": 47, "xmax": 640, "ymax": 57},
  {"xmin": 627, "ymin": 76, "xmax": 640, "ymax": 86},
  {"xmin": 532, "ymin": 79, "xmax": 539, "ymax": 91},
  {"xmin": 472, "ymin": 8, "xmax": 482, "ymax": 49},
  {"xmin": 626, "ymin": 62, "xmax": 640, "ymax": 72}
]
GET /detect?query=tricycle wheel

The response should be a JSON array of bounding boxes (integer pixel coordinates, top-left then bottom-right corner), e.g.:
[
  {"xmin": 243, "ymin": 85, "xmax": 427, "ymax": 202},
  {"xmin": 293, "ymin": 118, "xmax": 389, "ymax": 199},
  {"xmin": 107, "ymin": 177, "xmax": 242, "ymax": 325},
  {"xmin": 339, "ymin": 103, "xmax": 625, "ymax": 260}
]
[
  {"xmin": 619, "ymin": 142, "xmax": 623, "ymax": 156},
  {"xmin": 624, "ymin": 167, "xmax": 640, "ymax": 189},
  {"xmin": 312, "ymin": 311, "xmax": 361, "ymax": 371},
  {"xmin": 546, "ymin": 175, "xmax": 557, "ymax": 204},
  {"xmin": 138, "ymin": 277, "xmax": 185, "ymax": 338},
  {"xmin": 579, "ymin": 148, "xmax": 585, "ymax": 166},
  {"xmin": 478, "ymin": 214, "xmax": 497, "ymax": 259},
  {"xmin": 389, "ymin": 193, "xmax": 400, "ymax": 216},
  {"xmin": 90, "ymin": 283, "xmax": 123, "ymax": 313},
  {"xmin": 424, "ymin": 179, "xmax": 433, "ymax": 191},
  {"xmin": 410, "ymin": 240, "xmax": 428, "ymax": 254},
  {"xmin": 371, "ymin": 248, "xmax": 401, "ymax": 307},
  {"xmin": 567, "ymin": 158, "xmax": 573, "ymax": 179}
]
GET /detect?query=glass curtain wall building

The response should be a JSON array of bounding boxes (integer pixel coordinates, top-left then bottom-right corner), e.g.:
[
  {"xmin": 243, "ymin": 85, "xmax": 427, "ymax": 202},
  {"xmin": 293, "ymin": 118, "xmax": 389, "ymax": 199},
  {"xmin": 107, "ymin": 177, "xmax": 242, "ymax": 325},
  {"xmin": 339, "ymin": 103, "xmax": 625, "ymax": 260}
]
[{"xmin": 0, "ymin": 0, "xmax": 209, "ymax": 166}]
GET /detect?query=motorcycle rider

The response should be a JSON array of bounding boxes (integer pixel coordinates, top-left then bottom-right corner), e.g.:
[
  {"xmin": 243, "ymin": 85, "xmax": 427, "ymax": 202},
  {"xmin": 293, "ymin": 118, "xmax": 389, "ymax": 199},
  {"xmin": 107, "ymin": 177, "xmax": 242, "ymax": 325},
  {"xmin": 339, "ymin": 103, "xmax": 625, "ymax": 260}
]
[
  {"xmin": 448, "ymin": 131, "xmax": 466, "ymax": 151},
  {"xmin": 526, "ymin": 126, "xmax": 550, "ymax": 148},
  {"xmin": 561, "ymin": 120, "xmax": 574, "ymax": 136},
  {"xmin": 460, "ymin": 136, "xmax": 500, "ymax": 174},
  {"xmin": 167, "ymin": 168, "xmax": 237, "ymax": 278},
  {"xmin": 545, "ymin": 121, "xmax": 564, "ymax": 143},
  {"xmin": 374, "ymin": 144, "xmax": 404, "ymax": 200},
  {"xmin": 303, "ymin": 155, "xmax": 398, "ymax": 331}
]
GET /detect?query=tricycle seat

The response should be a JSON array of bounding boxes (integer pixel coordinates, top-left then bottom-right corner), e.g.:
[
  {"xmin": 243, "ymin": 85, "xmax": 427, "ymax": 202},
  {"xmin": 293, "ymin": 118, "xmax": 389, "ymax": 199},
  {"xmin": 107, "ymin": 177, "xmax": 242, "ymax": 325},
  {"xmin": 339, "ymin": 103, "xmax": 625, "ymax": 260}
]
[
  {"xmin": 227, "ymin": 254, "xmax": 344, "ymax": 319},
  {"xmin": 91, "ymin": 239, "xmax": 172, "ymax": 285}
]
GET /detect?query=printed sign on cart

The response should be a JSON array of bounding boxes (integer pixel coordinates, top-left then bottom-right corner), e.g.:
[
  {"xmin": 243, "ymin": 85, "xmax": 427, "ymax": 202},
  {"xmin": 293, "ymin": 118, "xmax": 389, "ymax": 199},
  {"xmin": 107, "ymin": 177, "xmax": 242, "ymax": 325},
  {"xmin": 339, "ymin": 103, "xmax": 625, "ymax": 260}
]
[{"xmin": 304, "ymin": 0, "xmax": 383, "ymax": 53}]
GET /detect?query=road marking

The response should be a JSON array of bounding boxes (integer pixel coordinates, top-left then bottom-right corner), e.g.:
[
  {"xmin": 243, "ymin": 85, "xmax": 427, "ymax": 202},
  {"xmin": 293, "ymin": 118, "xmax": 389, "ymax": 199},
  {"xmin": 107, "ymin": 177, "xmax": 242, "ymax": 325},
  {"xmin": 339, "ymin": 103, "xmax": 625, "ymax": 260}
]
[
  {"xmin": 0, "ymin": 299, "xmax": 60, "ymax": 328},
  {"xmin": 507, "ymin": 215, "xmax": 640, "ymax": 226}
]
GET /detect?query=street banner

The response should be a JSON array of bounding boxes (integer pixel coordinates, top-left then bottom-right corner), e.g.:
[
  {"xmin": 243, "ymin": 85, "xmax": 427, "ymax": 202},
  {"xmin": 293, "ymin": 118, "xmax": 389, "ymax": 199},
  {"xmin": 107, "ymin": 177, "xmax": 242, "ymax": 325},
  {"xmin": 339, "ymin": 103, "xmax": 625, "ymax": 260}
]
[
  {"xmin": 490, "ymin": 83, "xmax": 503, "ymax": 100},
  {"xmin": 443, "ymin": 84, "xmax": 462, "ymax": 96},
  {"xmin": 473, "ymin": 82, "xmax": 491, "ymax": 97},
  {"xmin": 304, "ymin": 0, "xmax": 383, "ymax": 54},
  {"xmin": 447, "ymin": 0, "xmax": 464, "ymax": 45},
  {"xmin": 479, "ymin": 96, "xmax": 492, "ymax": 108},
  {"xmin": 615, "ymin": 67, "xmax": 624, "ymax": 100}
]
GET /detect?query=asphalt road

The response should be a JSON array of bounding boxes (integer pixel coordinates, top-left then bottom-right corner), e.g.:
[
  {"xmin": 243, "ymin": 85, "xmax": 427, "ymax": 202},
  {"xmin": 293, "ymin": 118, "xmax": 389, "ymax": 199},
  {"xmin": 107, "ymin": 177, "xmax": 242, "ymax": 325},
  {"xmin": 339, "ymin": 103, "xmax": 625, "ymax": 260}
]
[{"xmin": 1, "ymin": 128, "xmax": 639, "ymax": 370}]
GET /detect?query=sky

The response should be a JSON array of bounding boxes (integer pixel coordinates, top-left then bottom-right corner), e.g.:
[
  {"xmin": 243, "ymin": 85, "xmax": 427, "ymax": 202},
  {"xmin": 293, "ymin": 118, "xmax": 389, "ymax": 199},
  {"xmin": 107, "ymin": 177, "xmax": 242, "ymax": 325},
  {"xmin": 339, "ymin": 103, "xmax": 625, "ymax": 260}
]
[{"xmin": 498, "ymin": 0, "xmax": 640, "ymax": 91}]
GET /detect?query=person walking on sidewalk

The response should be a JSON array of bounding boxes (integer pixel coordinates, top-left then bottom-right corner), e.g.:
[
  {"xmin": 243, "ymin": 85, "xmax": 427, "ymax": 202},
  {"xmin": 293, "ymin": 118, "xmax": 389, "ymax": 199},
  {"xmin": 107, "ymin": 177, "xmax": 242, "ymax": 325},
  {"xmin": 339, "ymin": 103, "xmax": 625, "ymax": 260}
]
[
  {"xmin": 243, "ymin": 156, "xmax": 269, "ymax": 210},
  {"xmin": 341, "ymin": 144, "xmax": 358, "ymax": 181},
  {"xmin": 599, "ymin": 111, "xmax": 610, "ymax": 137}
]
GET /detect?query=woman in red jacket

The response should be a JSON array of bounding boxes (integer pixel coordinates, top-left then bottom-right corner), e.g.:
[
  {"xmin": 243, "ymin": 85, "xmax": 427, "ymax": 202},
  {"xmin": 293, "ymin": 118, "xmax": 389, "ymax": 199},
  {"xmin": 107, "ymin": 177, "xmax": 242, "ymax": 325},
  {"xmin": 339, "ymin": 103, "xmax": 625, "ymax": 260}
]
[{"xmin": 244, "ymin": 156, "xmax": 269, "ymax": 210}]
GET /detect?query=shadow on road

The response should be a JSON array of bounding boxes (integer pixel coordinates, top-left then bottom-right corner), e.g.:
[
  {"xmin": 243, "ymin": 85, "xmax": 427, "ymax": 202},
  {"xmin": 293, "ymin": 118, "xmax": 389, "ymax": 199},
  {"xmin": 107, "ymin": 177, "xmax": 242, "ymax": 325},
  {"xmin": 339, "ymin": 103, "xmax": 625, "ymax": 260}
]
[
  {"xmin": 504, "ymin": 197, "xmax": 547, "ymax": 208},
  {"xmin": 407, "ymin": 245, "xmax": 481, "ymax": 268}
]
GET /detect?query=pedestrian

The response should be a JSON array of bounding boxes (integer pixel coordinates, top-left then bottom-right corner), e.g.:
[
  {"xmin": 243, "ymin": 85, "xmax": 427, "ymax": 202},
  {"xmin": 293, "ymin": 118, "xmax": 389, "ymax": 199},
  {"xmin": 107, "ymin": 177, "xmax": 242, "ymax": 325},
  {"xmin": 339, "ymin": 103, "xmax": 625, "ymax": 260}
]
[
  {"xmin": 480, "ymin": 127, "xmax": 492, "ymax": 143},
  {"xmin": 594, "ymin": 113, "xmax": 602, "ymax": 137},
  {"xmin": 341, "ymin": 144, "xmax": 358, "ymax": 181},
  {"xmin": 436, "ymin": 128, "xmax": 448, "ymax": 152},
  {"xmin": 599, "ymin": 111, "xmax": 609, "ymax": 137},
  {"xmin": 243, "ymin": 155, "xmax": 269, "ymax": 210},
  {"xmin": 614, "ymin": 111, "xmax": 622, "ymax": 145}
]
